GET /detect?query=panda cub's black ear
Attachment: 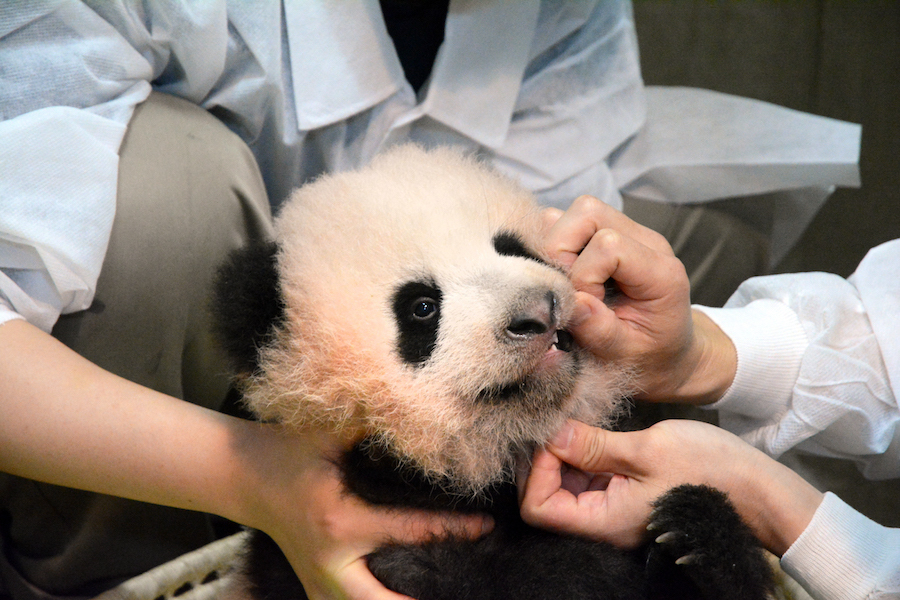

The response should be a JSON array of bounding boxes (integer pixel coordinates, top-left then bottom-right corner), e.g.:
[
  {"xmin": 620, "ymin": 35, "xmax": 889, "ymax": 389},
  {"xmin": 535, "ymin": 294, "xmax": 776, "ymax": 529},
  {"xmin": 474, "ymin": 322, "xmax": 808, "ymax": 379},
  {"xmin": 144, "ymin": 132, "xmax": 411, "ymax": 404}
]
[{"xmin": 211, "ymin": 241, "xmax": 285, "ymax": 375}]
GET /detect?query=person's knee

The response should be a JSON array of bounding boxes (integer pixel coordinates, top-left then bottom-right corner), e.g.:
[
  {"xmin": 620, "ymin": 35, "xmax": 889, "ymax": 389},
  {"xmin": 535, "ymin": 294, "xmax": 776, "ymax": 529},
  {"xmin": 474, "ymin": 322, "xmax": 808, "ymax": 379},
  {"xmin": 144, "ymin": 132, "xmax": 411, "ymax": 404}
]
[{"xmin": 55, "ymin": 92, "xmax": 273, "ymax": 408}]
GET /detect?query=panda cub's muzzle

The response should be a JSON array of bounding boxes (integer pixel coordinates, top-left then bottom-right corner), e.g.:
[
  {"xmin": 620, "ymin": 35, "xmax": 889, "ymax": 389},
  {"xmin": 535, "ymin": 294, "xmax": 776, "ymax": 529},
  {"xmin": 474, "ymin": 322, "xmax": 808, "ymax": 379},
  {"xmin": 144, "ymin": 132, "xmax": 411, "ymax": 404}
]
[
  {"xmin": 473, "ymin": 287, "xmax": 581, "ymax": 405},
  {"xmin": 504, "ymin": 290, "xmax": 574, "ymax": 353}
]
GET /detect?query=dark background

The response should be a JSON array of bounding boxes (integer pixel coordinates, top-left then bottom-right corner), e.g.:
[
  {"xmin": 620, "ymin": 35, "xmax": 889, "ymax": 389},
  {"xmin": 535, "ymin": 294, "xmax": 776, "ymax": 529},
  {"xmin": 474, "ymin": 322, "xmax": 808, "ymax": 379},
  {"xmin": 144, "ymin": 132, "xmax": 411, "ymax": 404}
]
[{"xmin": 633, "ymin": 1, "xmax": 899, "ymax": 278}]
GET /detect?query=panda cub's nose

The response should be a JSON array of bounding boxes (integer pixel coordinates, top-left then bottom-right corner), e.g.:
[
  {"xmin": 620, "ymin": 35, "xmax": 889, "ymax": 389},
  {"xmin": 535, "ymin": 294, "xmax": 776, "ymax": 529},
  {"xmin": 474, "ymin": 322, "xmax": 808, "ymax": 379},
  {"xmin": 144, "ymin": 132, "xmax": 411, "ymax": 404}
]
[{"xmin": 506, "ymin": 291, "xmax": 557, "ymax": 340}]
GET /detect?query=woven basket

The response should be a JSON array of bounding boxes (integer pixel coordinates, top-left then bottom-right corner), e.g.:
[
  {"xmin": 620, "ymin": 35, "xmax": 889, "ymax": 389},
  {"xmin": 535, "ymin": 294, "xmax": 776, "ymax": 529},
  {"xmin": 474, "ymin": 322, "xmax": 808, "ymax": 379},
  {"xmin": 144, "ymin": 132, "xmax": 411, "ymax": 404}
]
[{"xmin": 91, "ymin": 532, "xmax": 248, "ymax": 600}]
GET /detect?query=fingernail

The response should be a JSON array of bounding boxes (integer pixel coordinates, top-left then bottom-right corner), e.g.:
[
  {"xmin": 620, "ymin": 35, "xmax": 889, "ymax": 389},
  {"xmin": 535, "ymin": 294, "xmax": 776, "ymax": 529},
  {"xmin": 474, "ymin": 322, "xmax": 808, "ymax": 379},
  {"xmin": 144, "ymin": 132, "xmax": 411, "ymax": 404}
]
[{"xmin": 550, "ymin": 422, "xmax": 574, "ymax": 450}]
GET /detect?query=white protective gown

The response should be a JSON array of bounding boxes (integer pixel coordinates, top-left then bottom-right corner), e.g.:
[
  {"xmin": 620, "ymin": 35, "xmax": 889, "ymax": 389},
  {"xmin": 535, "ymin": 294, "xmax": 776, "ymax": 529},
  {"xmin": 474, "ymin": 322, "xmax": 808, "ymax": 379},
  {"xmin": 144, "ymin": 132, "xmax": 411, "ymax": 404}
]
[{"xmin": 0, "ymin": 0, "xmax": 860, "ymax": 332}]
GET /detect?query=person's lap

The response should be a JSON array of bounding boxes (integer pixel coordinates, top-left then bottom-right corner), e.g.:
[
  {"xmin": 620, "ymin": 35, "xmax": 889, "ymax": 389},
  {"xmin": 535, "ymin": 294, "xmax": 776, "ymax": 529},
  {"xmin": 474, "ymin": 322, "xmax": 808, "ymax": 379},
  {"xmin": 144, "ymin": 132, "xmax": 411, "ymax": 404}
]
[{"xmin": 0, "ymin": 92, "xmax": 273, "ymax": 599}]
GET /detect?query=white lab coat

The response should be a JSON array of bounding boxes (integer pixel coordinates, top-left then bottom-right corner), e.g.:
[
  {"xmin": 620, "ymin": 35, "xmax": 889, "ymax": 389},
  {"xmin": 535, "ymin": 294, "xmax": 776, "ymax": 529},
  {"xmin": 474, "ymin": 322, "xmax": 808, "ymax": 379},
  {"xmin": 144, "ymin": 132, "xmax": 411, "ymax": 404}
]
[{"xmin": 0, "ymin": 0, "xmax": 860, "ymax": 333}]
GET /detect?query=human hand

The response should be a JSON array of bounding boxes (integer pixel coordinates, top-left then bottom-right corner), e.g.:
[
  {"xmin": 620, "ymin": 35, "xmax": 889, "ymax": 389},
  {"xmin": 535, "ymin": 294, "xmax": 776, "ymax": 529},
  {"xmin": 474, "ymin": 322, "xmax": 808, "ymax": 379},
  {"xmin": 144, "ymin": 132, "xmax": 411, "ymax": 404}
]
[
  {"xmin": 0, "ymin": 320, "xmax": 488, "ymax": 600},
  {"xmin": 234, "ymin": 425, "xmax": 493, "ymax": 600},
  {"xmin": 540, "ymin": 196, "xmax": 735, "ymax": 404},
  {"xmin": 519, "ymin": 419, "xmax": 823, "ymax": 556}
]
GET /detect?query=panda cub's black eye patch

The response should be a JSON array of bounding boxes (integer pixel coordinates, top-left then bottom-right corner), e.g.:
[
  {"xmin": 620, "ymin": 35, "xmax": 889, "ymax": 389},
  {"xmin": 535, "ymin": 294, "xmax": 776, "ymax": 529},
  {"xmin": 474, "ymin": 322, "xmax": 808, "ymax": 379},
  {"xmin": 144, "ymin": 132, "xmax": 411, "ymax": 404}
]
[
  {"xmin": 492, "ymin": 230, "xmax": 544, "ymax": 264},
  {"xmin": 393, "ymin": 280, "xmax": 442, "ymax": 366}
]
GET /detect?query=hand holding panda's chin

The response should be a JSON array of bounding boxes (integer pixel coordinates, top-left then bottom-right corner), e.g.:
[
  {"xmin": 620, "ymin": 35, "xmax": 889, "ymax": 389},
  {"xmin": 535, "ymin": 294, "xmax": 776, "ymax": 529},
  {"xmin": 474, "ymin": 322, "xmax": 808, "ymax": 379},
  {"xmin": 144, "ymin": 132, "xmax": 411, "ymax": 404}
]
[
  {"xmin": 520, "ymin": 419, "xmax": 824, "ymax": 558},
  {"xmin": 231, "ymin": 422, "xmax": 493, "ymax": 600}
]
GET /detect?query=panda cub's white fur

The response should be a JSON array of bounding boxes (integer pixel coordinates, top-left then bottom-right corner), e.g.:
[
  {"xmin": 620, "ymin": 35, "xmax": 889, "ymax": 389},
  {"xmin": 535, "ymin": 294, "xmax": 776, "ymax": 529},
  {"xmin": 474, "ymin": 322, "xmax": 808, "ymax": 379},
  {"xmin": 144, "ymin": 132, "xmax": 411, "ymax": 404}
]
[{"xmin": 241, "ymin": 144, "xmax": 632, "ymax": 494}]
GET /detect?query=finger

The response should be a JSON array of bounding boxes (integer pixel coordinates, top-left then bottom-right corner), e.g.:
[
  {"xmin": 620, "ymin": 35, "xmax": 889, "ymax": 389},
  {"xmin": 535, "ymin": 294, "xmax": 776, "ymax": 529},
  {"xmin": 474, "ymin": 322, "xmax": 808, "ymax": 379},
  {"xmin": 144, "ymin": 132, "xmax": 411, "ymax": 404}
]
[
  {"xmin": 519, "ymin": 447, "xmax": 584, "ymax": 529},
  {"xmin": 569, "ymin": 292, "xmax": 630, "ymax": 359},
  {"xmin": 519, "ymin": 445, "xmax": 565, "ymax": 508},
  {"xmin": 520, "ymin": 450, "xmax": 609, "ymax": 518},
  {"xmin": 547, "ymin": 421, "xmax": 643, "ymax": 478},
  {"xmin": 520, "ymin": 449, "xmax": 615, "ymax": 539},
  {"xmin": 541, "ymin": 196, "xmax": 607, "ymax": 268},
  {"xmin": 560, "ymin": 463, "xmax": 611, "ymax": 495},
  {"xmin": 542, "ymin": 196, "xmax": 671, "ymax": 268},
  {"xmin": 363, "ymin": 504, "xmax": 494, "ymax": 547},
  {"xmin": 336, "ymin": 559, "xmax": 417, "ymax": 600},
  {"xmin": 539, "ymin": 206, "xmax": 564, "ymax": 232},
  {"xmin": 306, "ymin": 431, "xmax": 493, "ymax": 544},
  {"xmin": 570, "ymin": 227, "xmax": 683, "ymax": 304}
]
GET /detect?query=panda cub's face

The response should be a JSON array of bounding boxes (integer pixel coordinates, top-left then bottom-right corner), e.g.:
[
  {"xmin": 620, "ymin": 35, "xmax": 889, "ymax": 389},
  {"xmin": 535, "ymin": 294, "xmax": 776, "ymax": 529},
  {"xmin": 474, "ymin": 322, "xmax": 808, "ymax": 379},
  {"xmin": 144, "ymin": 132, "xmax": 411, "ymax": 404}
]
[
  {"xmin": 391, "ymin": 229, "xmax": 577, "ymax": 400},
  {"xmin": 244, "ymin": 145, "xmax": 629, "ymax": 494}
]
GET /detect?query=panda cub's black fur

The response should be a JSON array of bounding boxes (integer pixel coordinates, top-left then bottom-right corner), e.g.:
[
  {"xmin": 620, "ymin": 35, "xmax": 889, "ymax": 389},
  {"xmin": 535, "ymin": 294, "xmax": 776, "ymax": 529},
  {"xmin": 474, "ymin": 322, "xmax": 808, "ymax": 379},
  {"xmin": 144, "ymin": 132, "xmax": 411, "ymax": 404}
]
[
  {"xmin": 392, "ymin": 280, "xmax": 443, "ymax": 366},
  {"xmin": 211, "ymin": 241, "xmax": 285, "ymax": 375},
  {"xmin": 211, "ymin": 146, "xmax": 774, "ymax": 600}
]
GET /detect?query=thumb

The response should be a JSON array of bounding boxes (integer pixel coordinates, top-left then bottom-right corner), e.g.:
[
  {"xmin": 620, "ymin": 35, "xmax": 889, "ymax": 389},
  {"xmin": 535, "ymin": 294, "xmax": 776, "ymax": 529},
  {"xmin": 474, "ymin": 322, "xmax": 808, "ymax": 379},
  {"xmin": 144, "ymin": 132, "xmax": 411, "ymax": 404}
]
[
  {"xmin": 570, "ymin": 292, "xmax": 631, "ymax": 361},
  {"xmin": 547, "ymin": 420, "xmax": 639, "ymax": 477}
]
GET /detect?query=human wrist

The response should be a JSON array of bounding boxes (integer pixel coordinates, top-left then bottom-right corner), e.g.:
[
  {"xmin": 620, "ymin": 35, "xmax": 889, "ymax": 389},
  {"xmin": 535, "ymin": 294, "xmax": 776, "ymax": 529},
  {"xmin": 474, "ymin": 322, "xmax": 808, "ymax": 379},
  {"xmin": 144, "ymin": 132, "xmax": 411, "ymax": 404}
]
[
  {"xmin": 219, "ymin": 419, "xmax": 285, "ymax": 532},
  {"xmin": 737, "ymin": 451, "xmax": 823, "ymax": 556},
  {"xmin": 658, "ymin": 309, "xmax": 736, "ymax": 405},
  {"xmin": 225, "ymin": 422, "xmax": 349, "ymax": 538}
]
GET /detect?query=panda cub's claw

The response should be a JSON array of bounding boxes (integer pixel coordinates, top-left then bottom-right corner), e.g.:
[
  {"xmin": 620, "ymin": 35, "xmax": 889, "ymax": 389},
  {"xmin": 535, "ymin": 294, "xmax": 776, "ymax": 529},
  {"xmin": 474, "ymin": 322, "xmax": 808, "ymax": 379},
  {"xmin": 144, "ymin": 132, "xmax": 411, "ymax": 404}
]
[
  {"xmin": 646, "ymin": 484, "xmax": 774, "ymax": 600},
  {"xmin": 653, "ymin": 531, "xmax": 679, "ymax": 544},
  {"xmin": 674, "ymin": 554, "xmax": 698, "ymax": 566},
  {"xmin": 653, "ymin": 530, "xmax": 701, "ymax": 567}
]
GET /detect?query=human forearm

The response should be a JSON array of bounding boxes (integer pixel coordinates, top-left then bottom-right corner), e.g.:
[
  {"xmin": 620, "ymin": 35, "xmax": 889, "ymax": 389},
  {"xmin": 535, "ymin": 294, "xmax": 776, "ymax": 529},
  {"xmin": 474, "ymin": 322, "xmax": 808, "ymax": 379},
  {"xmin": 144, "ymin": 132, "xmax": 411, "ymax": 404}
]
[
  {"xmin": 0, "ymin": 319, "xmax": 490, "ymax": 600},
  {"xmin": 729, "ymin": 441, "xmax": 824, "ymax": 556},
  {"xmin": 0, "ymin": 318, "xmax": 249, "ymax": 522}
]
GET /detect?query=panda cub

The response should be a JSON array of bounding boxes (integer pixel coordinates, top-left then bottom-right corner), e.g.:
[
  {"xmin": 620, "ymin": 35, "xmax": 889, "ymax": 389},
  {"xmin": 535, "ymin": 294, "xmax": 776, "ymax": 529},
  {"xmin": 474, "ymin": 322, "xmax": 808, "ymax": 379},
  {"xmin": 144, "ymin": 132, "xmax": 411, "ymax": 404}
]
[{"xmin": 213, "ymin": 145, "xmax": 773, "ymax": 600}]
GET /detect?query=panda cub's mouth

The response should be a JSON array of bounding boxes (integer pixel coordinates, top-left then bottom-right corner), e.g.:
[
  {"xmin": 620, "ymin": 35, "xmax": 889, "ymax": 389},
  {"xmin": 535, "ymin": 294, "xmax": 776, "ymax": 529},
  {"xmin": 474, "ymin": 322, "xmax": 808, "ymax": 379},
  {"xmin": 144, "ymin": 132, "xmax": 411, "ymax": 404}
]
[
  {"xmin": 476, "ymin": 329, "xmax": 575, "ymax": 404},
  {"xmin": 551, "ymin": 329, "xmax": 575, "ymax": 353}
]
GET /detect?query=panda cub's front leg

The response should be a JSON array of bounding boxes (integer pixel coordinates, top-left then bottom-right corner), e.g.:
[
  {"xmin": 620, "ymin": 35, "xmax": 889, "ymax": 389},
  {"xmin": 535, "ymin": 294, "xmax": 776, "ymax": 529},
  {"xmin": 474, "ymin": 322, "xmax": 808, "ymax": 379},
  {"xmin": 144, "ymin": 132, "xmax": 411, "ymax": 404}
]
[{"xmin": 645, "ymin": 484, "xmax": 774, "ymax": 600}]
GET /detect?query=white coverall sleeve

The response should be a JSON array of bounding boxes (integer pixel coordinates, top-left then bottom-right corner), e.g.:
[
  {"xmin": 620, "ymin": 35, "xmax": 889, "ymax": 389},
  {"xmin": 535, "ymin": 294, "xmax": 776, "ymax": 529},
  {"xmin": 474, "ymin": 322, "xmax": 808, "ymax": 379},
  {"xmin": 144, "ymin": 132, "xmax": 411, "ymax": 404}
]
[
  {"xmin": 781, "ymin": 492, "xmax": 900, "ymax": 600},
  {"xmin": 696, "ymin": 239, "xmax": 900, "ymax": 478},
  {"xmin": 0, "ymin": 3, "xmax": 227, "ymax": 332},
  {"xmin": 695, "ymin": 239, "xmax": 900, "ymax": 600}
]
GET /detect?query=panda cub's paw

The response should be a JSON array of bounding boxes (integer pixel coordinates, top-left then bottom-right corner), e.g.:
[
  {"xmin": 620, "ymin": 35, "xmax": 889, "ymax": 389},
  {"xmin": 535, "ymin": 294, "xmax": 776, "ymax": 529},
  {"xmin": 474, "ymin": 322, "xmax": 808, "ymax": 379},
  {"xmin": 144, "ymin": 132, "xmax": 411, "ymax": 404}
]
[{"xmin": 647, "ymin": 484, "xmax": 774, "ymax": 600}]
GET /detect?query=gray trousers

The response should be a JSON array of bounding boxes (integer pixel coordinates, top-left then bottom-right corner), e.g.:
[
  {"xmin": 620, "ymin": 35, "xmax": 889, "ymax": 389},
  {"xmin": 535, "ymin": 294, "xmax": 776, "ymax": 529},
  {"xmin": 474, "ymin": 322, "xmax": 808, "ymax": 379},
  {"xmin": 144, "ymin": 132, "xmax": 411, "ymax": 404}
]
[
  {"xmin": 0, "ymin": 93, "xmax": 272, "ymax": 599},
  {"xmin": 0, "ymin": 92, "xmax": 774, "ymax": 599}
]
